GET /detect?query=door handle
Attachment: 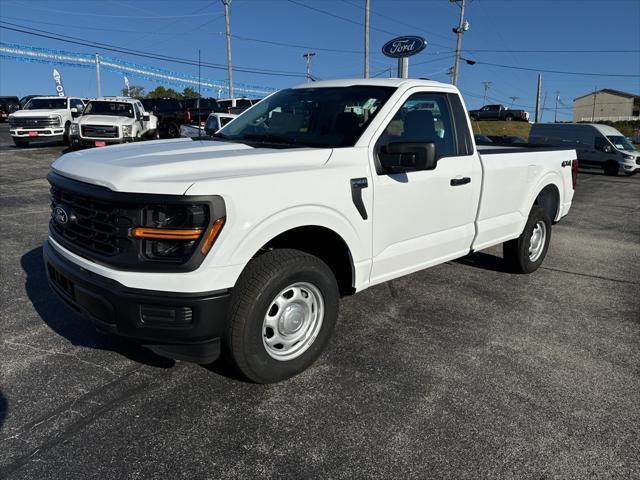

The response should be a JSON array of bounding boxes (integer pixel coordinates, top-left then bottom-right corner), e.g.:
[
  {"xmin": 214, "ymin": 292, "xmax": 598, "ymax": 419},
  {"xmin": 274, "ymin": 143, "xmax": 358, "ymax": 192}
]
[{"xmin": 450, "ymin": 177, "xmax": 471, "ymax": 186}]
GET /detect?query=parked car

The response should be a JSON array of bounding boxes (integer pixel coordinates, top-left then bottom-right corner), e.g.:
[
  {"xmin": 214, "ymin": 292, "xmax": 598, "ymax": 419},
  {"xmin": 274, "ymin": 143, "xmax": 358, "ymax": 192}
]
[
  {"xmin": 69, "ymin": 97, "xmax": 159, "ymax": 149},
  {"xmin": 0, "ymin": 96, "xmax": 20, "ymax": 122},
  {"xmin": 217, "ymin": 97, "xmax": 261, "ymax": 114},
  {"xmin": 529, "ymin": 123, "xmax": 640, "ymax": 176},
  {"xmin": 141, "ymin": 97, "xmax": 220, "ymax": 138},
  {"xmin": 474, "ymin": 134, "xmax": 493, "ymax": 143},
  {"xmin": 8, "ymin": 96, "xmax": 85, "ymax": 147},
  {"xmin": 44, "ymin": 79, "xmax": 577, "ymax": 383},
  {"xmin": 468, "ymin": 104, "xmax": 529, "ymax": 122},
  {"xmin": 180, "ymin": 112, "xmax": 237, "ymax": 137},
  {"xmin": 19, "ymin": 95, "xmax": 46, "ymax": 108},
  {"xmin": 486, "ymin": 135, "xmax": 527, "ymax": 145}
]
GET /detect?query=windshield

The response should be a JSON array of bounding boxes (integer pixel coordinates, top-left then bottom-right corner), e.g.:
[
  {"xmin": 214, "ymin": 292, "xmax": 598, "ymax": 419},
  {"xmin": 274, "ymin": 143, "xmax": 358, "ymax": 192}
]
[
  {"xmin": 24, "ymin": 98, "xmax": 67, "ymax": 110},
  {"xmin": 84, "ymin": 101, "xmax": 135, "ymax": 118},
  {"xmin": 607, "ymin": 135, "xmax": 635, "ymax": 151},
  {"xmin": 218, "ymin": 86, "xmax": 395, "ymax": 148}
]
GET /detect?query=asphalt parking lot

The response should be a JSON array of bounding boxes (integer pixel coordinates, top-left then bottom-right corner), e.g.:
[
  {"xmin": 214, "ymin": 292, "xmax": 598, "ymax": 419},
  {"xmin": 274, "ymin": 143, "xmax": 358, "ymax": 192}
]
[{"xmin": 0, "ymin": 122, "xmax": 638, "ymax": 479}]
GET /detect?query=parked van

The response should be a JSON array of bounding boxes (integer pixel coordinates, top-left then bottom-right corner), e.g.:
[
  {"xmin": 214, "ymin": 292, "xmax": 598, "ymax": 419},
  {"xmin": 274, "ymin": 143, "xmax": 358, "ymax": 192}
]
[{"xmin": 529, "ymin": 123, "xmax": 639, "ymax": 176}]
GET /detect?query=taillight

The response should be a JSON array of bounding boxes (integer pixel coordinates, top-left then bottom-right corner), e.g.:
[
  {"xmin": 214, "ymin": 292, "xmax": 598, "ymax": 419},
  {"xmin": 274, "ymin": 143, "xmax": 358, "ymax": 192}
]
[
  {"xmin": 571, "ymin": 160, "xmax": 579, "ymax": 190},
  {"xmin": 184, "ymin": 111, "xmax": 191, "ymax": 122}
]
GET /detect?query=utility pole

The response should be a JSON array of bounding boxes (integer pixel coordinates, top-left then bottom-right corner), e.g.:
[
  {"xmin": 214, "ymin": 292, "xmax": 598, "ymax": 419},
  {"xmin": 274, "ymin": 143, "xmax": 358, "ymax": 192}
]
[
  {"xmin": 509, "ymin": 96, "xmax": 519, "ymax": 108},
  {"xmin": 591, "ymin": 86, "xmax": 598, "ymax": 122},
  {"xmin": 95, "ymin": 53, "xmax": 101, "ymax": 97},
  {"xmin": 303, "ymin": 52, "xmax": 316, "ymax": 82},
  {"xmin": 554, "ymin": 91, "xmax": 560, "ymax": 123},
  {"xmin": 540, "ymin": 91, "xmax": 548, "ymax": 123},
  {"xmin": 364, "ymin": 0, "xmax": 370, "ymax": 78},
  {"xmin": 482, "ymin": 81, "xmax": 492, "ymax": 106},
  {"xmin": 534, "ymin": 73, "xmax": 542, "ymax": 123},
  {"xmin": 222, "ymin": 0, "xmax": 233, "ymax": 101},
  {"xmin": 451, "ymin": 0, "xmax": 468, "ymax": 86}
]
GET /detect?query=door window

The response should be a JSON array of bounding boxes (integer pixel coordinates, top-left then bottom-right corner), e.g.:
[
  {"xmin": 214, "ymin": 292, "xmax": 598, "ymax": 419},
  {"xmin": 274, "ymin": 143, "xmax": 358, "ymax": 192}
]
[
  {"xmin": 594, "ymin": 137, "xmax": 606, "ymax": 151},
  {"xmin": 378, "ymin": 92, "xmax": 457, "ymax": 160}
]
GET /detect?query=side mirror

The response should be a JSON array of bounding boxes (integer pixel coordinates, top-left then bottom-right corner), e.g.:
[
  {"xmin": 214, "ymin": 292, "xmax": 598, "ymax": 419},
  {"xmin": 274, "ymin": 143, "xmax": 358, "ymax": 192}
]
[
  {"xmin": 70, "ymin": 107, "xmax": 78, "ymax": 117},
  {"xmin": 142, "ymin": 113, "xmax": 150, "ymax": 121},
  {"xmin": 379, "ymin": 142, "xmax": 437, "ymax": 173}
]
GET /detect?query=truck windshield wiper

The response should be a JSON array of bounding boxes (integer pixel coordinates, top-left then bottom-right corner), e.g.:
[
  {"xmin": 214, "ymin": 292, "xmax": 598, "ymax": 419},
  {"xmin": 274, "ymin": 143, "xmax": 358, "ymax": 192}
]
[{"xmin": 239, "ymin": 133, "xmax": 298, "ymax": 145}]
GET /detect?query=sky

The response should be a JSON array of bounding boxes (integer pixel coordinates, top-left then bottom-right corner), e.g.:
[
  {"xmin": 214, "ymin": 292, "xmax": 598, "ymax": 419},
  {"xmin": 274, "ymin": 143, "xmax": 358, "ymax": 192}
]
[{"xmin": 1, "ymin": 0, "xmax": 639, "ymax": 121}]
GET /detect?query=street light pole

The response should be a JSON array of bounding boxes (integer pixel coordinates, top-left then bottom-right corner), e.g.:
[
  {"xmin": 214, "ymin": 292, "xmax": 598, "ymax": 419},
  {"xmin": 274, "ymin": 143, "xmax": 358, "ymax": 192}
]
[
  {"xmin": 222, "ymin": 0, "xmax": 233, "ymax": 101},
  {"xmin": 554, "ymin": 91, "xmax": 560, "ymax": 123},
  {"xmin": 482, "ymin": 81, "xmax": 491, "ymax": 106},
  {"xmin": 451, "ymin": 0, "xmax": 467, "ymax": 86},
  {"xmin": 95, "ymin": 53, "xmax": 101, "ymax": 97},
  {"xmin": 303, "ymin": 52, "xmax": 316, "ymax": 82},
  {"xmin": 364, "ymin": 0, "xmax": 370, "ymax": 78}
]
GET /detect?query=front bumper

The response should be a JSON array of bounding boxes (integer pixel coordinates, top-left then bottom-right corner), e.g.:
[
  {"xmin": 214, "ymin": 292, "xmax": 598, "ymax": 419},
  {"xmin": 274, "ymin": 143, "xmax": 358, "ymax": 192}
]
[
  {"xmin": 11, "ymin": 127, "xmax": 65, "ymax": 139},
  {"xmin": 43, "ymin": 239, "xmax": 230, "ymax": 363},
  {"xmin": 70, "ymin": 135, "xmax": 134, "ymax": 147}
]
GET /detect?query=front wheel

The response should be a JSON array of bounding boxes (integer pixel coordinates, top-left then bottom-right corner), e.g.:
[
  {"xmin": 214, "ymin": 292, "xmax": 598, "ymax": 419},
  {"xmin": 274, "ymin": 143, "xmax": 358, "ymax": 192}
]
[
  {"xmin": 224, "ymin": 249, "xmax": 339, "ymax": 383},
  {"xmin": 503, "ymin": 206, "xmax": 551, "ymax": 274},
  {"xmin": 604, "ymin": 160, "xmax": 619, "ymax": 176}
]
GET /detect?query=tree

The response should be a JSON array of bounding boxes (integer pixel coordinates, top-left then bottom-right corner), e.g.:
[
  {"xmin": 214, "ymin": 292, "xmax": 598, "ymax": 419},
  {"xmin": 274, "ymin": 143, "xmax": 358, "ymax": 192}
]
[
  {"xmin": 146, "ymin": 86, "xmax": 181, "ymax": 99},
  {"xmin": 121, "ymin": 85, "xmax": 145, "ymax": 98},
  {"xmin": 181, "ymin": 87, "xmax": 199, "ymax": 99}
]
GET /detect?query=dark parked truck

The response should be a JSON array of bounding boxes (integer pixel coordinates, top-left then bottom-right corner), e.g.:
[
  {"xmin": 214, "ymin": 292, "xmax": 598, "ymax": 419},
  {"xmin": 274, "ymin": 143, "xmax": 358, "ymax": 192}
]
[
  {"xmin": 468, "ymin": 104, "xmax": 529, "ymax": 122},
  {"xmin": 44, "ymin": 79, "xmax": 577, "ymax": 383},
  {"xmin": 141, "ymin": 97, "xmax": 220, "ymax": 138}
]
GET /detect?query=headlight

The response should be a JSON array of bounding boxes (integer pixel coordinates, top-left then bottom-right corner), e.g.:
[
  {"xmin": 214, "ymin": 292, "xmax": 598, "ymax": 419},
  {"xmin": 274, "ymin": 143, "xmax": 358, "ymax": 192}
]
[
  {"xmin": 623, "ymin": 154, "xmax": 635, "ymax": 161},
  {"xmin": 131, "ymin": 204, "xmax": 224, "ymax": 262},
  {"xmin": 70, "ymin": 123, "xmax": 79, "ymax": 134},
  {"xmin": 121, "ymin": 125, "xmax": 132, "ymax": 137}
]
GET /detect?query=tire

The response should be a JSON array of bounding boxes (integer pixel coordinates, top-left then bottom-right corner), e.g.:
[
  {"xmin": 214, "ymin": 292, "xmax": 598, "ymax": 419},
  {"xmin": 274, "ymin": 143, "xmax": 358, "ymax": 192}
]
[
  {"xmin": 603, "ymin": 160, "xmax": 619, "ymax": 176},
  {"xmin": 505, "ymin": 114, "xmax": 514, "ymax": 121},
  {"xmin": 166, "ymin": 122, "xmax": 179, "ymax": 138},
  {"xmin": 225, "ymin": 248, "xmax": 339, "ymax": 383},
  {"xmin": 470, "ymin": 114, "xmax": 478, "ymax": 121},
  {"xmin": 148, "ymin": 129, "xmax": 160, "ymax": 140},
  {"xmin": 13, "ymin": 137, "xmax": 28, "ymax": 148},
  {"xmin": 503, "ymin": 205, "xmax": 551, "ymax": 274},
  {"xmin": 63, "ymin": 122, "xmax": 71, "ymax": 145}
]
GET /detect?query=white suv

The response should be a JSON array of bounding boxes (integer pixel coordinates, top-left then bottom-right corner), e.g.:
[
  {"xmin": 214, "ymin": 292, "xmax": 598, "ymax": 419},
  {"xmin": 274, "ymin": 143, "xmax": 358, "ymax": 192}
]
[
  {"xmin": 70, "ymin": 97, "xmax": 158, "ymax": 149},
  {"xmin": 8, "ymin": 96, "xmax": 85, "ymax": 147}
]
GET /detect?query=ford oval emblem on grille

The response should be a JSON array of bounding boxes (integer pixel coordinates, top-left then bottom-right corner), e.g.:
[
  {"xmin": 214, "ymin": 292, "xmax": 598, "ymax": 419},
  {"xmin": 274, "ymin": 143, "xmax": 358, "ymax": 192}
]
[{"xmin": 53, "ymin": 204, "xmax": 76, "ymax": 225}]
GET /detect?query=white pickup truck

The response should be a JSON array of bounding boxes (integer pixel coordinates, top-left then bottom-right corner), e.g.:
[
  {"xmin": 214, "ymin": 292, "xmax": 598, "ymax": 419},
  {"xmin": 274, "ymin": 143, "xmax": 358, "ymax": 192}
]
[
  {"xmin": 43, "ymin": 79, "xmax": 577, "ymax": 383},
  {"xmin": 70, "ymin": 97, "xmax": 159, "ymax": 149},
  {"xmin": 8, "ymin": 96, "xmax": 86, "ymax": 147}
]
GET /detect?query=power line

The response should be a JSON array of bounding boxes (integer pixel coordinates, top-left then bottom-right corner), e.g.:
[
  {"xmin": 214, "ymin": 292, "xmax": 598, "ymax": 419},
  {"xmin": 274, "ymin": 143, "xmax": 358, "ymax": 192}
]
[
  {"xmin": 339, "ymin": 0, "xmax": 454, "ymax": 48},
  {"xmin": 462, "ymin": 48, "xmax": 640, "ymax": 53},
  {"xmin": 0, "ymin": 22, "xmax": 308, "ymax": 78},
  {"xmin": 2, "ymin": 1, "xmax": 224, "ymax": 19},
  {"xmin": 462, "ymin": 57, "xmax": 640, "ymax": 78}
]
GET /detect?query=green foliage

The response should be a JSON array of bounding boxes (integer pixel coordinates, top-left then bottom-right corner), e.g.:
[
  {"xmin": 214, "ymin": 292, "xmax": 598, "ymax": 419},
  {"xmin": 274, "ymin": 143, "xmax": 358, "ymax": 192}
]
[
  {"xmin": 181, "ymin": 87, "xmax": 199, "ymax": 99},
  {"xmin": 471, "ymin": 120, "xmax": 532, "ymax": 140},
  {"xmin": 146, "ymin": 86, "xmax": 182, "ymax": 99}
]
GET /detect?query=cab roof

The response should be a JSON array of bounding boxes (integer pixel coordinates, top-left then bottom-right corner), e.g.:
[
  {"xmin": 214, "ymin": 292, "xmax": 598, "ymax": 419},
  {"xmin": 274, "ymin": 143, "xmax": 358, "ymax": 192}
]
[{"xmin": 290, "ymin": 78, "xmax": 456, "ymax": 90}]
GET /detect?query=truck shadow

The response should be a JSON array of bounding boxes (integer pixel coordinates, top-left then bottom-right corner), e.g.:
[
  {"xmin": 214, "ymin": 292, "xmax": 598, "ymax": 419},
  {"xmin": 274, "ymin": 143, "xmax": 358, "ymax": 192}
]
[
  {"xmin": 453, "ymin": 251, "xmax": 507, "ymax": 273},
  {"xmin": 21, "ymin": 247, "xmax": 175, "ymax": 369}
]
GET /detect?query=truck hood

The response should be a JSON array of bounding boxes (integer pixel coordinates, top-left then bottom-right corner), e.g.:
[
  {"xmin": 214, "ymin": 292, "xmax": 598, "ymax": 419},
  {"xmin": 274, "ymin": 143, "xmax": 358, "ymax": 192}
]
[
  {"xmin": 77, "ymin": 115, "xmax": 134, "ymax": 126},
  {"xmin": 51, "ymin": 138, "xmax": 333, "ymax": 195},
  {"xmin": 11, "ymin": 108, "xmax": 67, "ymax": 117}
]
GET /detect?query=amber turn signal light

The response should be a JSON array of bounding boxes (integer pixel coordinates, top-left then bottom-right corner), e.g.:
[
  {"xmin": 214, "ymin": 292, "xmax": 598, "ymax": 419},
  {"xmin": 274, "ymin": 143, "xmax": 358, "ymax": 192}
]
[
  {"xmin": 201, "ymin": 217, "xmax": 225, "ymax": 254},
  {"xmin": 131, "ymin": 227, "xmax": 203, "ymax": 240}
]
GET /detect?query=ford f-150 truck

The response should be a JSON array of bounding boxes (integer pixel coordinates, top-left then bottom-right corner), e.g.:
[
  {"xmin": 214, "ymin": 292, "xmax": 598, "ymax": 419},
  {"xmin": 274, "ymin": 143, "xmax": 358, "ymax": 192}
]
[
  {"xmin": 8, "ymin": 96, "xmax": 86, "ymax": 147},
  {"xmin": 43, "ymin": 79, "xmax": 577, "ymax": 383},
  {"xmin": 468, "ymin": 104, "xmax": 529, "ymax": 122}
]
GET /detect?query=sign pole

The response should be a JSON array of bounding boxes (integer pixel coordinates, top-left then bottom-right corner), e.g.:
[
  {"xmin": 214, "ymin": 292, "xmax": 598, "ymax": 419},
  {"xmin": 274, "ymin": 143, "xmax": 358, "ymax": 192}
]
[
  {"xmin": 383, "ymin": 36, "xmax": 425, "ymax": 78},
  {"xmin": 95, "ymin": 53, "xmax": 101, "ymax": 97}
]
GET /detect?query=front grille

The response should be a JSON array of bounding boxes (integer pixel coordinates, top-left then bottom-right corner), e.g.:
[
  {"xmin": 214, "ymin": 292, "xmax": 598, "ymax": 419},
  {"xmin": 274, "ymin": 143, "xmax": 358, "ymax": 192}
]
[
  {"xmin": 10, "ymin": 116, "xmax": 59, "ymax": 128},
  {"xmin": 50, "ymin": 185, "xmax": 122, "ymax": 256},
  {"xmin": 81, "ymin": 124, "xmax": 119, "ymax": 138}
]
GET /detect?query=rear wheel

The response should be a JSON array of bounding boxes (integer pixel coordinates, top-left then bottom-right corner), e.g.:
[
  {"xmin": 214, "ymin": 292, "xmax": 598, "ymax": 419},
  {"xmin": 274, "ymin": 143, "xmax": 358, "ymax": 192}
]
[
  {"xmin": 13, "ymin": 137, "xmax": 28, "ymax": 148},
  {"xmin": 166, "ymin": 122, "xmax": 179, "ymax": 138},
  {"xmin": 503, "ymin": 206, "xmax": 551, "ymax": 274},
  {"xmin": 470, "ymin": 114, "xmax": 479, "ymax": 121},
  {"xmin": 603, "ymin": 160, "xmax": 619, "ymax": 176},
  {"xmin": 505, "ymin": 114, "xmax": 514, "ymax": 121},
  {"xmin": 224, "ymin": 249, "xmax": 339, "ymax": 383}
]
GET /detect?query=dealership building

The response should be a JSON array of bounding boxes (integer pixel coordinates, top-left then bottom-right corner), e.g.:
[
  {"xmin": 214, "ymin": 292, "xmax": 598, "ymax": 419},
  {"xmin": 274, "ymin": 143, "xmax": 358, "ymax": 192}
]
[{"xmin": 573, "ymin": 89, "xmax": 640, "ymax": 122}]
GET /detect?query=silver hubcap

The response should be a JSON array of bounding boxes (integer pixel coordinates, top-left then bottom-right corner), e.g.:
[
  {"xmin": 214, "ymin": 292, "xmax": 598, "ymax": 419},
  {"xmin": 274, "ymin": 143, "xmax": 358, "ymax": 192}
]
[
  {"xmin": 528, "ymin": 221, "xmax": 547, "ymax": 262},
  {"xmin": 262, "ymin": 282, "xmax": 324, "ymax": 361}
]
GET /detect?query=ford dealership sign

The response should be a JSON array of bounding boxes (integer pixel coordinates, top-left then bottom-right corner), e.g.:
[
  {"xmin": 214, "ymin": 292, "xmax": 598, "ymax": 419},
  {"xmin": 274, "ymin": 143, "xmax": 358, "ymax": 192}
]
[{"xmin": 381, "ymin": 36, "xmax": 427, "ymax": 58}]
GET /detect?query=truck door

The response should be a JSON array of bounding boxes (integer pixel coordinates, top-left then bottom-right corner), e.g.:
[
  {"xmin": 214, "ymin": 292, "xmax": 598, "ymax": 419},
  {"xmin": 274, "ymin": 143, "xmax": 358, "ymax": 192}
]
[{"xmin": 369, "ymin": 91, "xmax": 481, "ymax": 285}]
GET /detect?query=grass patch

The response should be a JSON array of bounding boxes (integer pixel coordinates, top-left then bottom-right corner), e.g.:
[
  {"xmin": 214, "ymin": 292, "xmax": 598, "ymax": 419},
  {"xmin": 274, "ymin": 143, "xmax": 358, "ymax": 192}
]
[{"xmin": 471, "ymin": 120, "xmax": 532, "ymax": 140}]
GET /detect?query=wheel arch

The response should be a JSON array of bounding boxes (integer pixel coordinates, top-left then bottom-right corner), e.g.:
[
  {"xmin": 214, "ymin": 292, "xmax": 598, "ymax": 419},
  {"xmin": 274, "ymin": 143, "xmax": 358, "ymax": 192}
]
[{"xmin": 526, "ymin": 176, "xmax": 562, "ymax": 223}]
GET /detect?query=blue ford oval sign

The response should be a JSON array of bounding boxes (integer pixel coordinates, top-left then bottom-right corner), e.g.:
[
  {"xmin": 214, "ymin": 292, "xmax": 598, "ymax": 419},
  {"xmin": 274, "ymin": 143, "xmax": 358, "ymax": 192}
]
[{"xmin": 382, "ymin": 36, "xmax": 427, "ymax": 58}]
